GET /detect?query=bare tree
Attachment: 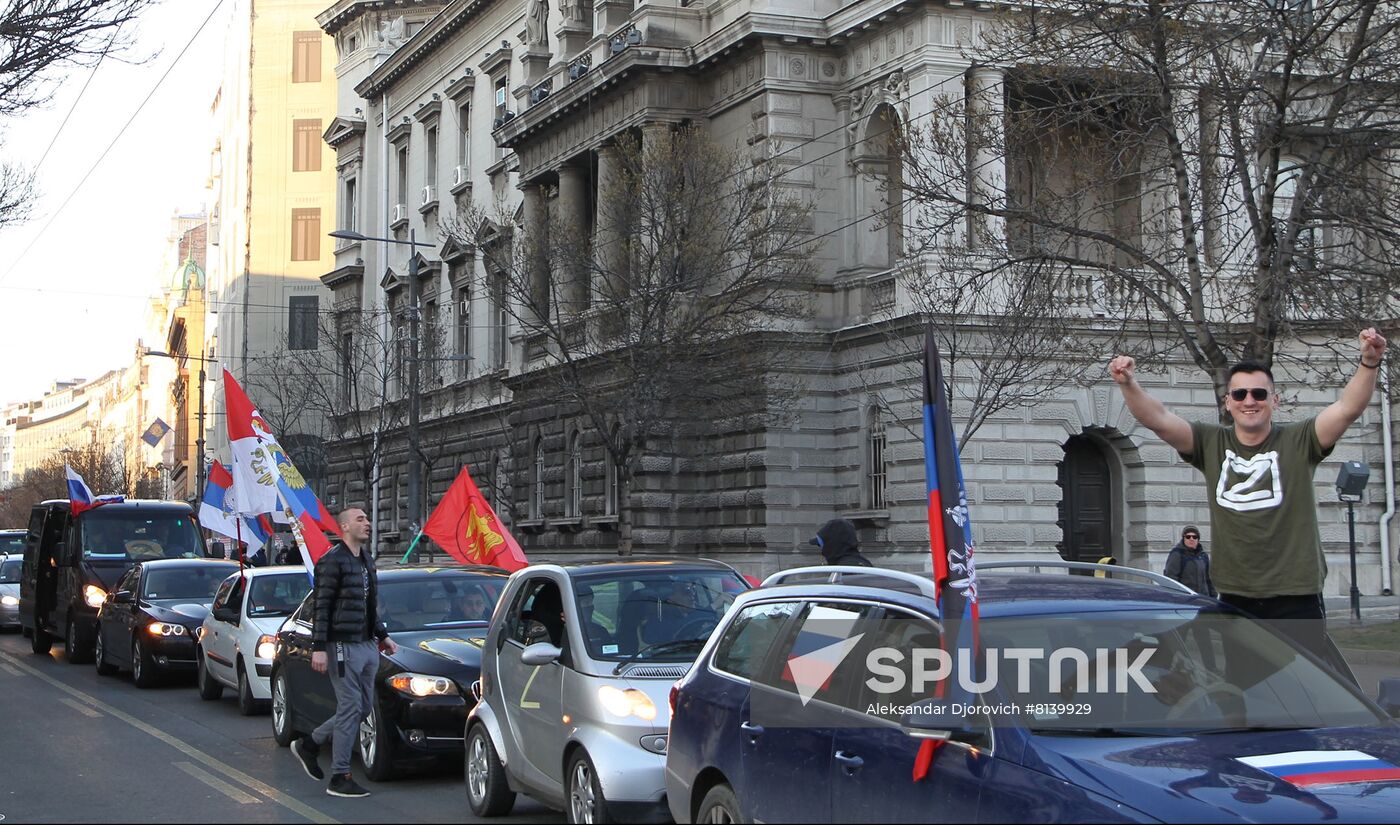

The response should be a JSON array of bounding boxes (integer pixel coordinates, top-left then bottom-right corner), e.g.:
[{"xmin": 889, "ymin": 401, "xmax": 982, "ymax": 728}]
[
  {"xmin": 0, "ymin": 0, "xmax": 158, "ymax": 228},
  {"xmin": 445, "ymin": 126, "xmax": 816, "ymax": 554},
  {"xmin": 900, "ymin": 0, "xmax": 1400, "ymax": 406}
]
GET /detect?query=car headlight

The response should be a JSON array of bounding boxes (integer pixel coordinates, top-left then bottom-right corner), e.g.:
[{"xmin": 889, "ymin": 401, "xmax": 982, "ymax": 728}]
[
  {"xmin": 0, "ymin": 595, "xmax": 18, "ymax": 607},
  {"xmin": 84, "ymin": 585, "xmax": 107, "ymax": 608},
  {"xmin": 598, "ymin": 686, "xmax": 657, "ymax": 721},
  {"xmin": 388, "ymin": 673, "xmax": 460, "ymax": 698},
  {"xmin": 255, "ymin": 634, "xmax": 277, "ymax": 660},
  {"xmin": 147, "ymin": 622, "xmax": 187, "ymax": 637}
]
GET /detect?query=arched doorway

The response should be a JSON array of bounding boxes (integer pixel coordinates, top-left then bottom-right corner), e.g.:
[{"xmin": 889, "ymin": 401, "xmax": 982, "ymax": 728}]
[{"xmin": 1057, "ymin": 435, "xmax": 1113, "ymax": 563}]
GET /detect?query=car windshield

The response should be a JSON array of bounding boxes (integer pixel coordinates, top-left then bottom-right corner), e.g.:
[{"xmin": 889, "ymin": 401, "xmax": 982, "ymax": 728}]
[
  {"xmin": 247, "ymin": 574, "xmax": 312, "ymax": 618},
  {"xmin": 0, "ymin": 535, "xmax": 24, "ymax": 556},
  {"xmin": 142, "ymin": 564, "xmax": 238, "ymax": 602},
  {"xmin": 978, "ymin": 609, "xmax": 1384, "ymax": 735},
  {"xmin": 0, "ymin": 559, "xmax": 20, "ymax": 583},
  {"xmin": 574, "ymin": 570, "xmax": 749, "ymax": 661},
  {"xmin": 378, "ymin": 576, "xmax": 506, "ymax": 633},
  {"xmin": 81, "ymin": 510, "xmax": 203, "ymax": 561}
]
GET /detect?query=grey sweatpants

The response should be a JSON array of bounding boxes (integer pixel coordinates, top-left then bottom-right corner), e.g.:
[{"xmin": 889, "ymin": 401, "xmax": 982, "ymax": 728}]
[{"xmin": 311, "ymin": 640, "xmax": 379, "ymax": 775}]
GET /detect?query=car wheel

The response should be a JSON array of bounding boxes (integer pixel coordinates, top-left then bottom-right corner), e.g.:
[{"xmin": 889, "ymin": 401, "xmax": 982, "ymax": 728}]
[
  {"xmin": 30, "ymin": 623, "xmax": 51, "ymax": 654},
  {"xmin": 566, "ymin": 750, "xmax": 612, "ymax": 825},
  {"xmin": 237, "ymin": 662, "xmax": 266, "ymax": 715},
  {"xmin": 465, "ymin": 724, "xmax": 515, "ymax": 817},
  {"xmin": 697, "ymin": 783, "xmax": 741, "ymax": 824},
  {"xmin": 64, "ymin": 616, "xmax": 92, "ymax": 664},
  {"xmin": 271, "ymin": 670, "xmax": 296, "ymax": 747},
  {"xmin": 196, "ymin": 648, "xmax": 223, "ymax": 700},
  {"xmin": 94, "ymin": 628, "xmax": 118, "ymax": 676},
  {"xmin": 131, "ymin": 636, "xmax": 160, "ymax": 688},
  {"xmin": 359, "ymin": 697, "xmax": 398, "ymax": 781}
]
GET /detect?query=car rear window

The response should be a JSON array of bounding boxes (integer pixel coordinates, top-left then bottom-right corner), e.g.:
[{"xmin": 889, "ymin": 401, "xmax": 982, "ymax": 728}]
[
  {"xmin": 0, "ymin": 535, "xmax": 25, "ymax": 556},
  {"xmin": 378, "ymin": 576, "xmax": 506, "ymax": 632},
  {"xmin": 247, "ymin": 574, "xmax": 312, "ymax": 618}
]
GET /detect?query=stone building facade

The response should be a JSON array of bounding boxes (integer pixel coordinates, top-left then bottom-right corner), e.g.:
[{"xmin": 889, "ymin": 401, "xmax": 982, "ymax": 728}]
[{"xmin": 316, "ymin": 0, "xmax": 1397, "ymax": 594}]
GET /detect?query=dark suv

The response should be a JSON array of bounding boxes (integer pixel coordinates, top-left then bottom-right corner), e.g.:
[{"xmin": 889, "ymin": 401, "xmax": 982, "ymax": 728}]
[{"xmin": 20, "ymin": 499, "xmax": 205, "ymax": 663}]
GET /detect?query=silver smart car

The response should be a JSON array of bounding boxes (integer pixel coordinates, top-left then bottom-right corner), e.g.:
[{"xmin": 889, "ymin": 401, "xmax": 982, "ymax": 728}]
[{"xmin": 466, "ymin": 558, "xmax": 750, "ymax": 823}]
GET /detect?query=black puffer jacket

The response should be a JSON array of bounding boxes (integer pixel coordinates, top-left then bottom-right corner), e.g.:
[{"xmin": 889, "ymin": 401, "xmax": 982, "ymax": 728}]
[{"xmin": 311, "ymin": 542, "xmax": 388, "ymax": 651}]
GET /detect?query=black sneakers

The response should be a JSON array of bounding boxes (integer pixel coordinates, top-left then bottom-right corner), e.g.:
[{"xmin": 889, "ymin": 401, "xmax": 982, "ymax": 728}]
[
  {"xmin": 292, "ymin": 737, "xmax": 324, "ymax": 781},
  {"xmin": 327, "ymin": 773, "xmax": 371, "ymax": 798}
]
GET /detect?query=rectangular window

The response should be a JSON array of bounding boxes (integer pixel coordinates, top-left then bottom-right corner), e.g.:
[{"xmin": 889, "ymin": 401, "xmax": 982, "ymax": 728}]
[
  {"xmin": 396, "ymin": 146, "xmax": 408, "ymax": 205},
  {"xmin": 423, "ymin": 299, "xmax": 440, "ymax": 385},
  {"xmin": 288, "ymin": 296, "xmax": 319, "ymax": 350},
  {"xmin": 291, "ymin": 208, "xmax": 321, "ymax": 261},
  {"xmin": 426, "ymin": 127, "xmax": 438, "ymax": 192},
  {"xmin": 868, "ymin": 413, "xmax": 887, "ymax": 509},
  {"xmin": 455, "ymin": 286, "xmax": 471, "ymax": 378},
  {"xmin": 339, "ymin": 331, "xmax": 353, "ymax": 405},
  {"xmin": 343, "ymin": 178, "xmax": 357, "ymax": 231},
  {"xmin": 494, "ymin": 77, "xmax": 508, "ymax": 119},
  {"xmin": 458, "ymin": 104, "xmax": 471, "ymax": 168},
  {"xmin": 714, "ymin": 602, "xmax": 802, "ymax": 680},
  {"xmin": 292, "ymin": 32, "xmax": 322, "ymax": 83},
  {"xmin": 292, "ymin": 119, "xmax": 322, "ymax": 172},
  {"xmin": 493, "ymin": 273, "xmax": 509, "ymax": 369}
]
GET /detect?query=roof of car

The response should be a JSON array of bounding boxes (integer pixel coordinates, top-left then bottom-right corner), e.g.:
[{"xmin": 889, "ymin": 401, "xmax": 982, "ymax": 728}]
[
  {"xmin": 377, "ymin": 564, "xmax": 511, "ymax": 580},
  {"xmin": 38, "ymin": 499, "xmax": 194, "ymax": 513},
  {"xmin": 528, "ymin": 557, "xmax": 742, "ymax": 577},
  {"xmin": 0, "ymin": 529, "xmax": 24, "ymax": 534},
  {"xmin": 748, "ymin": 570, "xmax": 1214, "ymax": 619},
  {"xmin": 234, "ymin": 565, "xmax": 316, "ymax": 578},
  {"xmin": 133, "ymin": 558, "xmax": 242, "ymax": 570}
]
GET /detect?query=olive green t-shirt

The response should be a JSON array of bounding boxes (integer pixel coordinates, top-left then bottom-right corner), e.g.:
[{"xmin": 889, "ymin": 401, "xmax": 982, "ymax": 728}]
[{"xmin": 1180, "ymin": 417, "xmax": 1332, "ymax": 598}]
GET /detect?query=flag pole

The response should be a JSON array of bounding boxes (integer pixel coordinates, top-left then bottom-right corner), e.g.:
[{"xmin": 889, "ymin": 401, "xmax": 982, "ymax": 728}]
[
  {"xmin": 236, "ymin": 519, "xmax": 244, "ymax": 573},
  {"xmin": 400, "ymin": 531, "xmax": 423, "ymax": 565}
]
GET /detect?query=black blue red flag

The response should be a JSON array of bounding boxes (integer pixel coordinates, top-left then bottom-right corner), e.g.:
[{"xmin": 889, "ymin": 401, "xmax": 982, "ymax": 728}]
[{"xmin": 915, "ymin": 326, "xmax": 981, "ymax": 780}]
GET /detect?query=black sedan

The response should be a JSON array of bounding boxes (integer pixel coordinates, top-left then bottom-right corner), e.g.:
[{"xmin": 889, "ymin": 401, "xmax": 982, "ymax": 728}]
[
  {"xmin": 270, "ymin": 565, "xmax": 508, "ymax": 780},
  {"xmin": 95, "ymin": 558, "xmax": 240, "ymax": 687}
]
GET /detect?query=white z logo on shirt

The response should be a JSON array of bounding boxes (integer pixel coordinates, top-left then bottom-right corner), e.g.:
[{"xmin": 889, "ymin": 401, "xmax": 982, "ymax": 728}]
[{"xmin": 1216, "ymin": 449, "xmax": 1283, "ymax": 512}]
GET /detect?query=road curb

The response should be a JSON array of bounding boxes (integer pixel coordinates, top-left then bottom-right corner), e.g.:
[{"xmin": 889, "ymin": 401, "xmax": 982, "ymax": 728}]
[{"xmin": 1340, "ymin": 647, "xmax": 1400, "ymax": 668}]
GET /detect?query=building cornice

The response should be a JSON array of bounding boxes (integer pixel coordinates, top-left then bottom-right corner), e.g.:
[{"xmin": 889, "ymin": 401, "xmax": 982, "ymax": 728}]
[
  {"xmin": 324, "ymin": 116, "xmax": 368, "ymax": 147},
  {"xmin": 322, "ymin": 263, "xmax": 366, "ymax": 290},
  {"xmin": 355, "ymin": 0, "xmax": 502, "ymax": 100},
  {"xmin": 318, "ymin": 0, "xmax": 442, "ymax": 37}
]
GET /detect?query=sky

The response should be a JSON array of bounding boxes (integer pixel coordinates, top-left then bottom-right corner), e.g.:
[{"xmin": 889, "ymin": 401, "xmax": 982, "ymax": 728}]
[{"xmin": 0, "ymin": 0, "xmax": 233, "ymax": 406}]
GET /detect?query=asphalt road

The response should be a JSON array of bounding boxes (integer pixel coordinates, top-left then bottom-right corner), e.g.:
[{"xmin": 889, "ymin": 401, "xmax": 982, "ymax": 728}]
[{"xmin": 0, "ymin": 632, "xmax": 563, "ymax": 824}]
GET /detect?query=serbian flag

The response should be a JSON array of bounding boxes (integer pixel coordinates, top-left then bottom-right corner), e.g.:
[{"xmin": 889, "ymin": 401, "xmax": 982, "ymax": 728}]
[
  {"xmin": 422, "ymin": 465, "xmax": 528, "ymax": 571},
  {"xmin": 66, "ymin": 466, "xmax": 124, "ymax": 516},
  {"xmin": 198, "ymin": 461, "xmax": 269, "ymax": 558},
  {"xmin": 223, "ymin": 369, "xmax": 282, "ymax": 516},
  {"xmin": 914, "ymin": 326, "xmax": 981, "ymax": 781}
]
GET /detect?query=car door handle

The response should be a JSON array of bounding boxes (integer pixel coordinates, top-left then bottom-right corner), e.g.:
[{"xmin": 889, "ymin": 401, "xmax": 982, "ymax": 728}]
[
  {"xmin": 834, "ymin": 751, "xmax": 864, "ymax": 773},
  {"xmin": 740, "ymin": 721, "xmax": 764, "ymax": 737}
]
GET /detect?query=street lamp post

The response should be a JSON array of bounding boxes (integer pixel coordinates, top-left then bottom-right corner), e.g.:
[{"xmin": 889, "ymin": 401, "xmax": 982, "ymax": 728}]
[
  {"xmin": 1336, "ymin": 461, "xmax": 1371, "ymax": 624},
  {"xmin": 330, "ymin": 229, "xmax": 433, "ymax": 542},
  {"xmin": 145, "ymin": 348, "xmax": 211, "ymax": 499}
]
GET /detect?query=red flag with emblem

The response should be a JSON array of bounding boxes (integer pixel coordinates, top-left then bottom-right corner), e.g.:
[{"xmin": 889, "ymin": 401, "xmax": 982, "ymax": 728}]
[{"xmin": 422, "ymin": 465, "xmax": 528, "ymax": 571}]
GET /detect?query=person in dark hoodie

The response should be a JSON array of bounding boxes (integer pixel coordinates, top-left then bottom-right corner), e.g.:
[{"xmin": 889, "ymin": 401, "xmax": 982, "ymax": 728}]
[
  {"xmin": 1164, "ymin": 526, "xmax": 1215, "ymax": 597},
  {"xmin": 809, "ymin": 518, "xmax": 873, "ymax": 567}
]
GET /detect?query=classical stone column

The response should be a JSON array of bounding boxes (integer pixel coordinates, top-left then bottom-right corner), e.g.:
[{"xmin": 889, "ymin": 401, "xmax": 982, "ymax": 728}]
[
  {"xmin": 557, "ymin": 163, "xmax": 591, "ymax": 311},
  {"xmin": 967, "ymin": 65, "xmax": 1006, "ymax": 246},
  {"xmin": 521, "ymin": 182, "xmax": 550, "ymax": 322},
  {"xmin": 593, "ymin": 143, "xmax": 624, "ymax": 304}
]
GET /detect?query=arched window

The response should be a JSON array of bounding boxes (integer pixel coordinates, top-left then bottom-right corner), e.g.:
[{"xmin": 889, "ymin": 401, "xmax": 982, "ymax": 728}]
[
  {"xmin": 865, "ymin": 405, "xmax": 888, "ymax": 510},
  {"xmin": 565, "ymin": 431, "xmax": 582, "ymax": 518},
  {"xmin": 532, "ymin": 437, "xmax": 546, "ymax": 520}
]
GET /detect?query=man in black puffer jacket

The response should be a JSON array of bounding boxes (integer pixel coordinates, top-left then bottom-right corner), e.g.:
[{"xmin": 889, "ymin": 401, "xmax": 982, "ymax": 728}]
[{"xmin": 291, "ymin": 508, "xmax": 397, "ymax": 798}]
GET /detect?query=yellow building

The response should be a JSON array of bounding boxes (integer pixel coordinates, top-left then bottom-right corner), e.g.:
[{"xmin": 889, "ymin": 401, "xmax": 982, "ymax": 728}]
[{"xmin": 208, "ymin": 0, "xmax": 339, "ymax": 470}]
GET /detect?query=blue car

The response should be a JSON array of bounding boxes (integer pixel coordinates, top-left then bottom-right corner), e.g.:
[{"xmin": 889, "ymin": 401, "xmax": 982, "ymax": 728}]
[{"xmin": 666, "ymin": 563, "xmax": 1400, "ymax": 823}]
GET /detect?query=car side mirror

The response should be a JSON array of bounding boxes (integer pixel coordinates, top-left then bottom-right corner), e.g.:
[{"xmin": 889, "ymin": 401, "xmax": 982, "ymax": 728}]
[
  {"xmin": 213, "ymin": 607, "xmax": 237, "ymax": 623},
  {"xmin": 902, "ymin": 698, "xmax": 954, "ymax": 741},
  {"xmin": 521, "ymin": 642, "xmax": 562, "ymax": 666},
  {"xmin": 1377, "ymin": 678, "xmax": 1400, "ymax": 718},
  {"xmin": 112, "ymin": 591, "xmax": 134, "ymax": 605}
]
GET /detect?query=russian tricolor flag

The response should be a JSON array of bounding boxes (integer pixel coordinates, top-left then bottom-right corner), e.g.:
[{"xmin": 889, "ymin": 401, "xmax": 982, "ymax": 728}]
[
  {"xmin": 65, "ymin": 465, "xmax": 124, "ymax": 516},
  {"xmin": 1238, "ymin": 751, "xmax": 1400, "ymax": 788}
]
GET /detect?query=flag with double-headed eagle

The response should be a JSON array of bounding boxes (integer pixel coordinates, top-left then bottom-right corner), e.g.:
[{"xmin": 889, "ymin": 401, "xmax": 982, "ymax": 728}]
[
  {"xmin": 422, "ymin": 465, "xmax": 528, "ymax": 571},
  {"xmin": 222, "ymin": 369, "xmax": 340, "ymax": 569}
]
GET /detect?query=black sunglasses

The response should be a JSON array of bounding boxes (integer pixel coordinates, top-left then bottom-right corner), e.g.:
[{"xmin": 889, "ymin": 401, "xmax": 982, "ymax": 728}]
[
  {"xmin": 1229, "ymin": 388, "xmax": 1270, "ymax": 402},
  {"xmin": 1184, "ymin": 534, "xmax": 1199, "ymax": 540}
]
